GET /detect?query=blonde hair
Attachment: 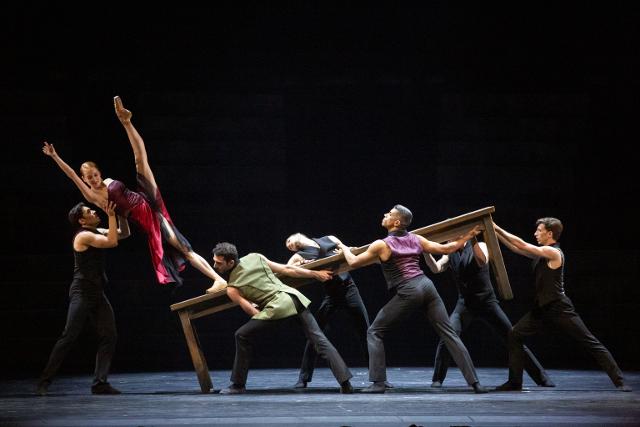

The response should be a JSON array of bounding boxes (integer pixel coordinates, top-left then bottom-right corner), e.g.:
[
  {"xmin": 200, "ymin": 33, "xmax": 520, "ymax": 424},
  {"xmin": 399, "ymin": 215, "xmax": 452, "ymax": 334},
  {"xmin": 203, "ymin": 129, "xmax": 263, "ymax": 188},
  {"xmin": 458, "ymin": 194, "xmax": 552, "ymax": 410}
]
[{"xmin": 79, "ymin": 161, "xmax": 100, "ymax": 177}]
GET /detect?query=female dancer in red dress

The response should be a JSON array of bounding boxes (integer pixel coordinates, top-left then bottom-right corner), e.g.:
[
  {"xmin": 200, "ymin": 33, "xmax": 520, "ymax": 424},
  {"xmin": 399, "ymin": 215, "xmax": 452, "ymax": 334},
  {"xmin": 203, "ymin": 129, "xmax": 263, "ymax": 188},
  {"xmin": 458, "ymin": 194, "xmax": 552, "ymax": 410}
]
[{"xmin": 43, "ymin": 96, "xmax": 226, "ymax": 290}]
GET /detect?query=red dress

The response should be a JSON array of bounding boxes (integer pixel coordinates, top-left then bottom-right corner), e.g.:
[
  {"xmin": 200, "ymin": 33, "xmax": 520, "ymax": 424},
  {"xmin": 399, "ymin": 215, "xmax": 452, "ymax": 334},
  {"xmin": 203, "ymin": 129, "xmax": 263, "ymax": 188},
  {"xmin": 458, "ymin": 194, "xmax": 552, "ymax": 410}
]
[{"xmin": 107, "ymin": 175, "xmax": 190, "ymax": 285}]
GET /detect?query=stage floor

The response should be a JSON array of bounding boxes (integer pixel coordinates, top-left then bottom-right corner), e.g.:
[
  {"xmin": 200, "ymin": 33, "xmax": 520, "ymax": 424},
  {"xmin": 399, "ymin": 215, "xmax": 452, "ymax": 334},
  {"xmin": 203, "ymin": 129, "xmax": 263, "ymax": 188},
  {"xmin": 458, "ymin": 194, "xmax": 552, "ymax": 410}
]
[{"xmin": 1, "ymin": 368, "xmax": 638, "ymax": 426}]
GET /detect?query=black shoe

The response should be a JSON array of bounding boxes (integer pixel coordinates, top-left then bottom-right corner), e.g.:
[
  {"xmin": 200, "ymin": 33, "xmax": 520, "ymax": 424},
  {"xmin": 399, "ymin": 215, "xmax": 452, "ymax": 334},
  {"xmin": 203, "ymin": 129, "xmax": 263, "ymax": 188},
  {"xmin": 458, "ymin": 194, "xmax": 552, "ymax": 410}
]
[
  {"xmin": 340, "ymin": 380, "xmax": 353, "ymax": 394},
  {"xmin": 430, "ymin": 381, "xmax": 442, "ymax": 388},
  {"xmin": 91, "ymin": 383, "xmax": 121, "ymax": 395},
  {"xmin": 495, "ymin": 381, "xmax": 522, "ymax": 391},
  {"xmin": 361, "ymin": 381, "xmax": 386, "ymax": 394},
  {"xmin": 616, "ymin": 384, "xmax": 632, "ymax": 392},
  {"xmin": 472, "ymin": 382, "xmax": 489, "ymax": 394},
  {"xmin": 384, "ymin": 381, "xmax": 394, "ymax": 389},
  {"xmin": 219, "ymin": 384, "xmax": 246, "ymax": 395},
  {"xmin": 539, "ymin": 379, "xmax": 556, "ymax": 387},
  {"xmin": 293, "ymin": 380, "xmax": 307, "ymax": 389},
  {"xmin": 36, "ymin": 381, "xmax": 49, "ymax": 396}
]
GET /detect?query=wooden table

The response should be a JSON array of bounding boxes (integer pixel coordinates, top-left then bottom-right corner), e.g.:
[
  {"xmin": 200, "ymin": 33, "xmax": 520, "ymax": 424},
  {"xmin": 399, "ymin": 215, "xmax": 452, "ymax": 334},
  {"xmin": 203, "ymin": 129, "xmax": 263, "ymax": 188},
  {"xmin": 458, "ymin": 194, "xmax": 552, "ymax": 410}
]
[{"xmin": 170, "ymin": 206, "xmax": 510, "ymax": 392}]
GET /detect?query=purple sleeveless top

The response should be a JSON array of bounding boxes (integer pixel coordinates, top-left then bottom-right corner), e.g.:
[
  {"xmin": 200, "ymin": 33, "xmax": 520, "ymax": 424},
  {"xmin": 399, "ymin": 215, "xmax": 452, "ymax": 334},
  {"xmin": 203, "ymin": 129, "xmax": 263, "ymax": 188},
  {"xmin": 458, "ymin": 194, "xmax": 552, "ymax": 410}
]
[
  {"xmin": 107, "ymin": 180, "xmax": 145, "ymax": 217},
  {"xmin": 381, "ymin": 231, "xmax": 424, "ymax": 288}
]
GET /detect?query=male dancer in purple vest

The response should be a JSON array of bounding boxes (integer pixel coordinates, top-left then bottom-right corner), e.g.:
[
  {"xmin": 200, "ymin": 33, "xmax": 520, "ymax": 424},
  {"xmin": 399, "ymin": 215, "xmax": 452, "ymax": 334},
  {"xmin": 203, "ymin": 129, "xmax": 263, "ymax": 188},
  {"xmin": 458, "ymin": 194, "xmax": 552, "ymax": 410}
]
[{"xmin": 337, "ymin": 205, "xmax": 488, "ymax": 393}]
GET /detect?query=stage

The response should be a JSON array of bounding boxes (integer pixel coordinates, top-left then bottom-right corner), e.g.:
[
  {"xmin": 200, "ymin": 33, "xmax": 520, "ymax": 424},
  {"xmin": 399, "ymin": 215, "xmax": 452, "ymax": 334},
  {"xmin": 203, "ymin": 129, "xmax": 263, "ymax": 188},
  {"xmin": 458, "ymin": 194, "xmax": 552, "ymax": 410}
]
[{"xmin": 1, "ymin": 368, "xmax": 638, "ymax": 426}]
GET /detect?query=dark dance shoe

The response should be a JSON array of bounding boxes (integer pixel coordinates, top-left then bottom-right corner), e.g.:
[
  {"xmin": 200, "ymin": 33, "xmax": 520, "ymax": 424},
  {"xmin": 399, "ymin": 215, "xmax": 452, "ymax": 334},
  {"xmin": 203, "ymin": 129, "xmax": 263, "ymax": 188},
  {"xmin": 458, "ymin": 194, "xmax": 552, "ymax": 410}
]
[
  {"xmin": 91, "ymin": 383, "xmax": 121, "ymax": 395},
  {"xmin": 219, "ymin": 384, "xmax": 246, "ymax": 395},
  {"xmin": 384, "ymin": 381, "xmax": 394, "ymax": 389},
  {"xmin": 293, "ymin": 380, "xmax": 308, "ymax": 389},
  {"xmin": 494, "ymin": 381, "xmax": 522, "ymax": 391},
  {"xmin": 430, "ymin": 381, "xmax": 442, "ymax": 388},
  {"xmin": 361, "ymin": 382, "xmax": 386, "ymax": 394},
  {"xmin": 616, "ymin": 384, "xmax": 632, "ymax": 392},
  {"xmin": 472, "ymin": 382, "xmax": 489, "ymax": 394},
  {"xmin": 36, "ymin": 381, "xmax": 50, "ymax": 396},
  {"xmin": 539, "ymin": 379, "xmax": 556, "ymax": 387},
  {"xmin": 340, "ymin": 380, "xmax": 354, "ymax": 394}
]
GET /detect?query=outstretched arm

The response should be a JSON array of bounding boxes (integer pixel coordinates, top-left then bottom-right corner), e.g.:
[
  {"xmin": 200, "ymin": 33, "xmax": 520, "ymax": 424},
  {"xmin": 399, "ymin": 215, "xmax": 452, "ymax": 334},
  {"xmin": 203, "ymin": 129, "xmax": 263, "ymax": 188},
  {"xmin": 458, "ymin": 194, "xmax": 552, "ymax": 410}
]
[
  {"xmin": 113, "ymin": 96, "xmax": 157, "ymax": 189},
  {"xmin": 419, "ymin": 225, "xmax": 481, "ymax": 255},
  {"xmin": 337, "ymin": 239, "xmax": 386, "ymax": 269},
  {"xmin": 264, "ymin": 256, "xmax": 333, "ymax": 282},
  {"xmin": 42, "ymin": 142, "xmax": 97, "ymax": 204},
  {"xmin": 493, "ymin": 222, "xmax": 561, "ymax": 263}
]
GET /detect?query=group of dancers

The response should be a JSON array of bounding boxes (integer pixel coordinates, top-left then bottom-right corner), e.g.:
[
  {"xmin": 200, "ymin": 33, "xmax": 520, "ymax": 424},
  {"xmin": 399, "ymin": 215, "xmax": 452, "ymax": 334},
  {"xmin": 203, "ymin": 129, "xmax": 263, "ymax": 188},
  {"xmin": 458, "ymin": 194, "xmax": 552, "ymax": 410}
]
[{"xmin": 36, "ymin": 97, "xmax": 631, "ymax": 395}]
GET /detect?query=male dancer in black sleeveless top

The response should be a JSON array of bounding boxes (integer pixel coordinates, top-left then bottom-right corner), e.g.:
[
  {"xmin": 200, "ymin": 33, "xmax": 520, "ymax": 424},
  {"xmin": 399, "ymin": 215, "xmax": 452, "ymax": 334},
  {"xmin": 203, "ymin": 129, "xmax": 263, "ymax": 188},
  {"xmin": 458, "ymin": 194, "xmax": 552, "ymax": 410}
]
[
  {"xmin": 425, "ymin": 237, "xmax": 554, "ymax": 388},
  {"xmin": 285, "ymin": 233, "xmax": 371, "ymax": 389},
  {"xmin": 37, "ymin": 201, "xmax": 130, "ymax": 395},
  {"xmin": 493, "ymin": 218, "xmax": 631, "ymax": 392}
]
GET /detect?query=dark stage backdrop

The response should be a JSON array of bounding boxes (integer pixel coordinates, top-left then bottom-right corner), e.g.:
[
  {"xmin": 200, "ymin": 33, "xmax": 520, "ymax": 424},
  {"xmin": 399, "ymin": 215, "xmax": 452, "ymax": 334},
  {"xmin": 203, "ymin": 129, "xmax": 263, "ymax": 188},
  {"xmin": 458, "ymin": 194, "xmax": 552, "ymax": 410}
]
[{"xmin": 2, "ymin": 5, "xmax": 638, "ymax": 379}]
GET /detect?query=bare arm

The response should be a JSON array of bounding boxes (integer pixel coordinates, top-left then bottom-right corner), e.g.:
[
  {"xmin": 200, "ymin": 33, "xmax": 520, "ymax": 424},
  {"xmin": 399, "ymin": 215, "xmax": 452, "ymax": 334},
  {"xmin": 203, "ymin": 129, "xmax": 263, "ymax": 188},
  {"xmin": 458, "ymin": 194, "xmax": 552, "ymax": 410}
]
[
  {"xmin": 423, "ymin": 253, "xmax": 449, "ymax": 273},
  {"xmin": 117, "ymin": 216, "xmax": 131, "ymax": 239},
  {"xmin": 74, "ymin": 202, "xmax": 119, "ymax": 251},
  {"xmin": 472, "ymin": 240, "xmax": 489, "ymax": 266},
  {"xmin": 263, "ymin": 256, "xmax": 333, "ymax": 282},
  {"xmin": 226, "ymin": 287, "xmax": 260, "ymax": 317},
  {"xmin": 338, "ymin": 239, "xmax": 386, "ymax": 269},
  {"xmin": 493, "ymin": 222, "xmax": 562, "ymax": 264},
  {"xmin": 287, "ymin": 253, "xmax": 307, "ymax": 266},
  {"xmin": 97, "ymin": 215, "xmax": 131, "ymax": 240},
  {"xmin": 419, "ymin": 225, "xmax": 481, "ymax": 255},
  {"xmin": 495, "ymin": 231, "xmax": 529, "ymax": 257},
  {"xmin": 42, "ymin": 142, "xmax": 98, "ymax": 204}
]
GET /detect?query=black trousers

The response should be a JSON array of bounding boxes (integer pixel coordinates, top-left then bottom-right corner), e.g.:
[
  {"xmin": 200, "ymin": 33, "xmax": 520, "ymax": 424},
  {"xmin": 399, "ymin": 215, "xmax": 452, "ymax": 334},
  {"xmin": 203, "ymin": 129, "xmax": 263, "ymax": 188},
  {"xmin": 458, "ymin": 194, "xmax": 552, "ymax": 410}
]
[
  {"xmin": 231, "ymin": 296, "xmax": 352, "ymax": 387},
  {"xmin": 507, "ymin": 295, "xmax": 624, "ymax": 386},
  {"xmin": 297, "ymin": 282, "xmax": 369, "ymax": 383},
  {"xmin": 40, "ymin": 286, "xmax": 117, "ymax": 386},
  {"xmin": 432, "ymin": 299, "xmax": 550, "ymax": 385},
  {"xmin": 368, "ymin": 275, "xmax": 479, "ymax": 385}
]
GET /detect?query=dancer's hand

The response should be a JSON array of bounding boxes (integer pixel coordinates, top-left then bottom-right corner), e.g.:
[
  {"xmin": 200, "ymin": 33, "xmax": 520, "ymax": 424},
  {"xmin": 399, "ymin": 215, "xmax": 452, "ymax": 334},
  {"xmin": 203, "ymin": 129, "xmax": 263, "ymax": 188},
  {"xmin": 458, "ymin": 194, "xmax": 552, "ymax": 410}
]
[
  {"xmin": 101, "ymin": 201, "xmax": 117, "ymax": 217},
  {"xmin": 312, "ymin": 270, "xmax": 333, "ymax": 282},
  {"xmin": 114, "ymin": 96, "xmax": 132, "ymax": 123},
  {"xmin": 464, "ymin": 225, "xmax": 482, "ymax": 239},
  {"xmin": 42, "ymin": 141, "xmax": 57, "ymax": 158}
]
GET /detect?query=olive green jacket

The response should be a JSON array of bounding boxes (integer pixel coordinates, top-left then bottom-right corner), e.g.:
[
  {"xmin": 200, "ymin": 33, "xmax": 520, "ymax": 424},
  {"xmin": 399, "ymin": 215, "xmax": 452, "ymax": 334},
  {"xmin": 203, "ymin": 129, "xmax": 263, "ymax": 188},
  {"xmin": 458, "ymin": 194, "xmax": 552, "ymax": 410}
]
[{"xmin": 229, "ymin": 253, "xmax": 311, "ymax": 320}]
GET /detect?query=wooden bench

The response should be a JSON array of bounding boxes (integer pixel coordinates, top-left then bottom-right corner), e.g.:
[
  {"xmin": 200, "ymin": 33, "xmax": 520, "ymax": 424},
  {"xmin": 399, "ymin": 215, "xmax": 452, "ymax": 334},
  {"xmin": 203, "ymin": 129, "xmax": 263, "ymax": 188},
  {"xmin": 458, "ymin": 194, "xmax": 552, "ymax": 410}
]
[{"xmin": 170, "ymin": 206, "xmax": 510, "ymax": 392}]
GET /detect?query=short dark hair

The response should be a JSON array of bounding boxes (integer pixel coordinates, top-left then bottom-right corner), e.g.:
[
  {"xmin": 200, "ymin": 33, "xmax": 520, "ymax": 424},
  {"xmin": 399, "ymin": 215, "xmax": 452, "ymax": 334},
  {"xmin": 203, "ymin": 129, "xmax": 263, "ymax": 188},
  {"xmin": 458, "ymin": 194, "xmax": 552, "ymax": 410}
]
[
  {"xmin": 393, "ymin": 204, "xmax": 413, "ymax": 228},
  {"xmin": 68, "ymin": 202, "xmax": 87, "ymax": 227},
  {"xmin": 536, "ymin": 217, "xmax": 563, "ymax": 240},
  {"xmin": 212, "ymin": 242, "xmax": 239, "ymax": 264}
]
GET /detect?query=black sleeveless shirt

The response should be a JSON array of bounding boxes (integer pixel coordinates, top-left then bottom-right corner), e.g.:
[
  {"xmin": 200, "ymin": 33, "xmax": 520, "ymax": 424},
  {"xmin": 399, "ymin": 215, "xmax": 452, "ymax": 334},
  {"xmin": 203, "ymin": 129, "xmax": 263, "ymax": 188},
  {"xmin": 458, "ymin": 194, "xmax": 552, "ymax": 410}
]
[
  {"xmin": 532, "ymin": 243, "xmax": 565, "ymax": 306},
  {"xmin": 447, "ymin": 242, "xmax": 497, "ymax": 306},
  {"xmin": 297, "ymin": 236, "xmax": 352, "ymax": 291},
  {"xmin": 72, "ymin": 228, "xmax": 108, "ymax": 291}
]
